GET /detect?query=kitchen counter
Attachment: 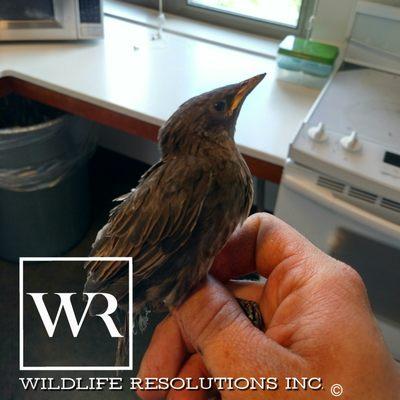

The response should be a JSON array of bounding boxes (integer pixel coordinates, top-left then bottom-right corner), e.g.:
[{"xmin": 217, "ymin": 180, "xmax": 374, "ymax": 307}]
[{"xmin": 0, "ymin": 8, "xmax": 319, "ymax": 182}]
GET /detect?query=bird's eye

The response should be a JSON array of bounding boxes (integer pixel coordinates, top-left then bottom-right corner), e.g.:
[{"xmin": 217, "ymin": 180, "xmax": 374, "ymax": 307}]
[{"xmin": 213, "ymin": 100, "xmax": 227, "ymax": 112}]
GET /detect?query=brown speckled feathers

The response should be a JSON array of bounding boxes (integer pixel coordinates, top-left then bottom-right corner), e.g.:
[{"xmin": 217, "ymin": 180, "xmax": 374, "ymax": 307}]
[{"xmin": 84, "ymin": 74, "xmax": 265, "ymax": 365}]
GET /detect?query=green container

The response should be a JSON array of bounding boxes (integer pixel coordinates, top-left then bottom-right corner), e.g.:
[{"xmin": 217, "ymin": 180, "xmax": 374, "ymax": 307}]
[
  {"xmin": 278, "ymin": 35, "xmax": 339, "ymax": 66},
  {"xmin": 277, "ymin": 35, "xmax": 339, "ymax": 88}
]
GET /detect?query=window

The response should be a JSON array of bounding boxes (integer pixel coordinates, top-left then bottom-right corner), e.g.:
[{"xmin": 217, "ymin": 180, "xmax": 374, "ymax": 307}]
[
  {"xmin": 125, "ymin": 0, "xmax": 315, "ymax": 38},
  {"xmin": 188, "ymin": 0, "xmax": 303, "ymax": 28}
]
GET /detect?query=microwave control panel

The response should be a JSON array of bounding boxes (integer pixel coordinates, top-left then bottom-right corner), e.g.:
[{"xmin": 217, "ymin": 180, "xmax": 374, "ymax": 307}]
[{"xmin": 79, "ymin": 0, "xmax": 102, "ymax": 24}]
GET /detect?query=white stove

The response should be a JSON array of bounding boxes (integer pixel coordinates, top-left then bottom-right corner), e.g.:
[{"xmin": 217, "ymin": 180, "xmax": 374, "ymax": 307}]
[
  {"xmin": 276, "ymin": 1, "xmax": 400, "ymax": 360},
  {"xmin": 291, "ymin": 64, "xmax": 400, "ymax": 202}
]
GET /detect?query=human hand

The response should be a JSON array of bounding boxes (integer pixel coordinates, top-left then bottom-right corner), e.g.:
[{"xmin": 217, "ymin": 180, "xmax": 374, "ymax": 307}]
[{"xmin": 138, "ymin": 213, "xmax": 400, "ymax": 399}]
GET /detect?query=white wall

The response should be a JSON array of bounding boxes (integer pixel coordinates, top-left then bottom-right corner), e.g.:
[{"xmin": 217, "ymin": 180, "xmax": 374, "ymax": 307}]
[{"xmin": 312, "ymin": 0, "xmax": 400, "ymax": 46}]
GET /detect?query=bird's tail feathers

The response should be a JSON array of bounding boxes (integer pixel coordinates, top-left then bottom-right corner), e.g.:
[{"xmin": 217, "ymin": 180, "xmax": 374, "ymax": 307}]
[
  {"xmin": 133, "ymin": 305, "xmax": 152, "ymax": 335},
  {"xmin": 115, "ymin": 305, "xmax": 152, "ymax": 367},
  {"xmin": 116, "ymin": 313, "xmax": 129, "ymax": 367}
]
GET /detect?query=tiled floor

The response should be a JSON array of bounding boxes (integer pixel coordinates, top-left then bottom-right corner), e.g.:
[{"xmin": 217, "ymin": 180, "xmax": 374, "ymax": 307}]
[{"xmin": 0, "ymin": 148, "xmax": 164, "ymax": 400}]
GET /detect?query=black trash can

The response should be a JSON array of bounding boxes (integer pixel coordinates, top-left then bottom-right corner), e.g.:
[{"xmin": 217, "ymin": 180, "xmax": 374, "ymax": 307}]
[{"xmin": 0, "ymin": 95, "xmax": 95, "ymax": 262}]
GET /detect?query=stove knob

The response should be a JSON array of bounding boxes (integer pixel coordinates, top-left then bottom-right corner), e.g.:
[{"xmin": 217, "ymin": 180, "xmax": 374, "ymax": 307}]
[
  {"xmin": 340, "ymin": 131, "xmax": 362, "ymax": 152},
  {"xmin": 308, "ymin": 122, "xmax": 328, "ymax": 142}
]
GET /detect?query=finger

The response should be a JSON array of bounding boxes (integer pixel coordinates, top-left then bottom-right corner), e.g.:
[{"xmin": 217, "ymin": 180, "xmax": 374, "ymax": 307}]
[
  {"xmin": 167, "ymin": 354, "xmax": 209, "ymax": 400},
  {"xmin": 212, "ymin": 213, "xmax": 319, "ymax": 280},
  {"xmin": 137, "ymin": 281, "xmax": 268, "ymax": 400},
  {"xmin": 137, "ymin": 316, "xmax": 188, "ymax": 400},
  {"xmin": 173, "ymin": 276, "xmax": 302, "ymax": 379}
]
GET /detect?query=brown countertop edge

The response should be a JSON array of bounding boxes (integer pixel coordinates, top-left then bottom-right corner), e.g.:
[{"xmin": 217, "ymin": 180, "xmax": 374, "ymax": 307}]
[{"xmin": 0, "ymin": 76, "xmax": 282, "ymax": 183}]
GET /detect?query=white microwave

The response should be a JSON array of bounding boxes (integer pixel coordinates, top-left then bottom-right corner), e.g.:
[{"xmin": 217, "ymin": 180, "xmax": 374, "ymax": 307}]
[{"xmin": 0, "ymin": 0, "xmax": 104, "ymax": 41}]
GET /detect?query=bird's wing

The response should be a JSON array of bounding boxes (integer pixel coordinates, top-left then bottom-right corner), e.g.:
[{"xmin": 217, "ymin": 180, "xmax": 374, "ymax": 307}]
[{"xmin": 85, "ymin": 157, "xmax": 212, "ymax": 290}]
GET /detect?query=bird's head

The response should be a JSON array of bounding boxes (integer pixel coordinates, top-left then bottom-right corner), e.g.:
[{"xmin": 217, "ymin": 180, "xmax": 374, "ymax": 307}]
[{"xmin": 159, "ymin": 73, "xmax": 266, "ymax": 156}]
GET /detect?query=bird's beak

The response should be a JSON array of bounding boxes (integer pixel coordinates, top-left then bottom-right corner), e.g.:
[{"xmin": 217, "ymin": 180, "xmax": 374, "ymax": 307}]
[{"xmin": 228, "ymin": 73, "xmax": 266, "ymax": 115}]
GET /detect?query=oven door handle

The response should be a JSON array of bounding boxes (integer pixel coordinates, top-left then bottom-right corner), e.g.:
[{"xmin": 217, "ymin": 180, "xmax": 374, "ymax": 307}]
[{"xmin": 284, "ymin": 174, "xmax": 400, "ymax": 241}]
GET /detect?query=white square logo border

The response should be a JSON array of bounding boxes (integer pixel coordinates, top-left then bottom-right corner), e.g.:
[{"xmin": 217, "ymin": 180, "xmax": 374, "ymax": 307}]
[{"xmin": 19, "ymin": 257, "xmax": 133, "ymax": 371}]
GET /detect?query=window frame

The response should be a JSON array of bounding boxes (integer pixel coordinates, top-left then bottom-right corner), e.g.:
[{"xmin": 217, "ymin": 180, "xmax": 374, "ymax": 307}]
[{"xmin": 124, "ymin": 0, "xmax": 316, "ymax": 39}]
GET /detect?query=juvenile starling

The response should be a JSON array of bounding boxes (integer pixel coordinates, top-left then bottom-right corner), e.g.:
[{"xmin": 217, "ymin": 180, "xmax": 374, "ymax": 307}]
[{"xmin": 84, "ymin": 73, "xmax": 266, "ymax": 364}]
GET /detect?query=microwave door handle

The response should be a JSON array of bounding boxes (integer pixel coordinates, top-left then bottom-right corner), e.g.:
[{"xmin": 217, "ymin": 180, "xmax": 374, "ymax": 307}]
[{"xmin": 283, "ymin": 174, "xmax": 400, "ymax": 241}]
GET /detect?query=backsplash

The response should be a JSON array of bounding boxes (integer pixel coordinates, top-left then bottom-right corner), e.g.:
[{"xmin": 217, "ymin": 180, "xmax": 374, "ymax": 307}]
[
  {"xmin": 373, "ymin": 0, "xmax": 400, "ymax": 5},
  {"xmin": 313, "ymin": 0, "xmax": 400, "ymax": 45},
  {"xmin": 372, "ymin": 0, "xmax": 400, "ymax": 7}
]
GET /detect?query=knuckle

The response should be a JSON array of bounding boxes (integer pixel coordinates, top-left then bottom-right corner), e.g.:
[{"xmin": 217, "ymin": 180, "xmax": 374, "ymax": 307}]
[
  {"xmin": 174, "ymin": 280, "xmax": 246, "ymax": 354},
  {"xmin": 256, "ymin": 211, "xmax": 274, "ymax": 222},
  {"xmin": 196, "ymin": 299, "xmax": 244, "ymax": 351},
  {"xmin": 322, "ymin": 261, "xmax": 369, "ymax": 306},
  {"xmin": 341, "ymin": 264, "xmax": 366, "ymax": 293}
]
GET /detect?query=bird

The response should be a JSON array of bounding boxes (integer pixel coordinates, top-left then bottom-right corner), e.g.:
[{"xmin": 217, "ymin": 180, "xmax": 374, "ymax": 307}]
[{"xmin": 84, "ymin": 73, "xmax": 266, "ymax": 365}]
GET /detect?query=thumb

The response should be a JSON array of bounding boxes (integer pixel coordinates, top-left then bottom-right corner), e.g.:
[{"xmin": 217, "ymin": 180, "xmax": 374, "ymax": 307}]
[{"xmin": 172, "ymin": 276, "xmax": 300, "ymax": 379}]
